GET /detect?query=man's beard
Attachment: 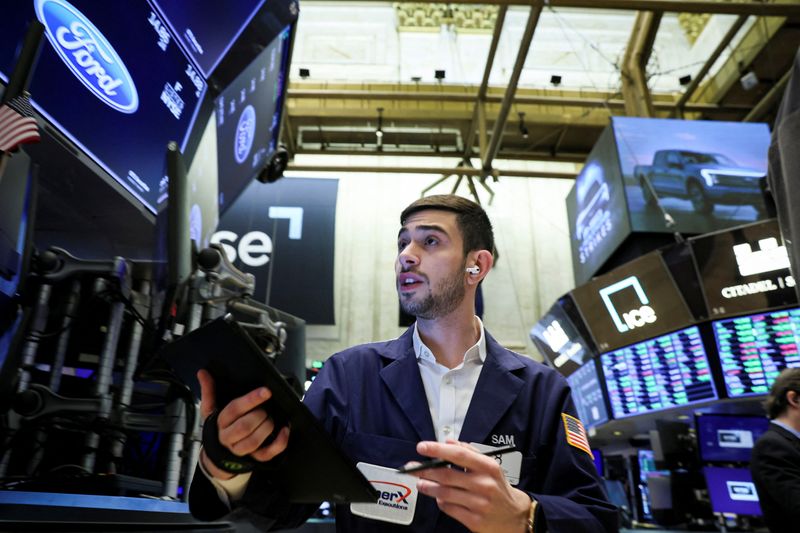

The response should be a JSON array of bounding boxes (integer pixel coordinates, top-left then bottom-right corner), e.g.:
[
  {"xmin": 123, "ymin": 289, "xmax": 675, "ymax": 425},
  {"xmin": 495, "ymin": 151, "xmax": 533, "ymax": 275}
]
[{"xmin": 399, "ymin": 263, "xmax": 466, "ymax": 319}]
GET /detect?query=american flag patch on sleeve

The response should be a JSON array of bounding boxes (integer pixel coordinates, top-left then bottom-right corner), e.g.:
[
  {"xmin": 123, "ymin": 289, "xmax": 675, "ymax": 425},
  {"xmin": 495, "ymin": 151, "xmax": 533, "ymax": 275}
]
[{"xmin": 562, "ymin": 413, "xmax": 593, "ymax": 458}]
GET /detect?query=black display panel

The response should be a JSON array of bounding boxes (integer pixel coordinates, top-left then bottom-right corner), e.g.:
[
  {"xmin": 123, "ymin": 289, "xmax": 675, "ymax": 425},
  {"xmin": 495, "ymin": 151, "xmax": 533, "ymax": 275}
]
[
  {"xmin": 572, "ymin": 251, "xmax": 694, "ymax": 352},
  {"xmin": 600, "ymin": 326, "xmax": 717, "ymax": 419},
  {"xmin": 215, "ymin": 25, "xmax": 291, "ymax": 214},
  {"xmin": 566, "ymin": 359, "xmax": 610, "ymax": 428},
  {"xmin": 695, "ymin": 414, "xmax": 770, "ymax": 463},
  {"xmin": 0, "ymin": 0, "xmax": 207, "ymax": 214},
  {"xmin": 567, "ymin": 126, "xmax": 631, "ymax": 285},
  {"xmin": 530, "ymin": 300, "xmax": 593, "ymax": 377},
  {"xmin": 152, "ymin": 0, "xmax": 265, "ymax": 78},
  {"xmin": 613, "ymin": 117, "xmax": 770, "ymax": 234},
  {"xmin": 713, "ymin": 308, "xmax": 800, "ymax": 397},
  {"xmin": 691, "ymin": 219, "xmax": 796, "ymax": 319}
]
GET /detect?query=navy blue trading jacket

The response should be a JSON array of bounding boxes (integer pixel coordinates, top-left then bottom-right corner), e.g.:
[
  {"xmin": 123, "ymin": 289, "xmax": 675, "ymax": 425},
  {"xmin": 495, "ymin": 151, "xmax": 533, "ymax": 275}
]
[{"xmin": 190, "ymin": 326, "xmax": 619, "ymax": 532}]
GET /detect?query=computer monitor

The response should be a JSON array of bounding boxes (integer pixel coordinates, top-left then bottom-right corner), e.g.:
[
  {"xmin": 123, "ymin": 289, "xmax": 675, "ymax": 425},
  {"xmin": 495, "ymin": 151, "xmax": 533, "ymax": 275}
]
[
  {"xmin": 695, "ymin": 414, "xmax": 770, "ymax": 463},
  {"xmin": 530, "ymin": 298, "xmax": 594, "ymax": 377},
  {"xmin": 0, "ymin": 1, "xmax": 208, "ymax": 214},
  {"xmin": 651, "ymin": 420, "xmax": 695, "ymax": 470},
  {"xmin": 566, "ymin": 359, "xmax": 610, "ymax": 428},
  {"xmin": 600, "ymin": 325, "xmax": 717, "ymax": 419},
  {"xmin": 703, "ymin": 466, "xmax": 762, "ymax": 516},
  {"xmin": 215, "ymin": 23, "xmax": 294, "ymax": 214},
  {"xmin": 712, "ymin": 307, "xmax": 800, "ymax": 397}
]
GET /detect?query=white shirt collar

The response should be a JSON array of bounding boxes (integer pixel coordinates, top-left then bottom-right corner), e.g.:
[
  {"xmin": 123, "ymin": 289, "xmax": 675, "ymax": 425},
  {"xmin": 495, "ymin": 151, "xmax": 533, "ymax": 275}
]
[{"xmin": 412, "ymin": 316, "xmax": 487, "ymax": 366}]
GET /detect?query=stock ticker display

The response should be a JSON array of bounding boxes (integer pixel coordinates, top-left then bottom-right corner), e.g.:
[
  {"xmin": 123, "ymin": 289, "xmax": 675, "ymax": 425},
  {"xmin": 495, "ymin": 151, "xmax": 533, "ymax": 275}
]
[
  {"xmin": 566, "ymin": 360, "xmax": 609, "ymax": 428},
  {"xmin": 713, "ymin": 308, "xmax": 800, "ymax": 397},
  {"xmin": 600, "ymin": 326, "xmax": 717, "ymax": 418}
]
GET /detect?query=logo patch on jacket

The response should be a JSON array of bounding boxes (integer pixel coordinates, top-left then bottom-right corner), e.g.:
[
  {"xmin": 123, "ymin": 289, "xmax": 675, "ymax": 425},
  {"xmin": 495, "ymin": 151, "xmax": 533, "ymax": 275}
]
[{"xmin": 562, "ymin": 413, "xmax": 593, "ymax": 458}]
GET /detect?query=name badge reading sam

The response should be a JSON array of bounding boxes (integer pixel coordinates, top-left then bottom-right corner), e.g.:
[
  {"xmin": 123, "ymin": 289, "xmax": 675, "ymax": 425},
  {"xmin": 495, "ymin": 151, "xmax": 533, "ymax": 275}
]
[
  {"xmin": 471, "ymin": 442, "xmax": 523, "ymax": 485},
  {"xmin": 350, "ymin": 463, "xmax": 418, "ymax": 525}
]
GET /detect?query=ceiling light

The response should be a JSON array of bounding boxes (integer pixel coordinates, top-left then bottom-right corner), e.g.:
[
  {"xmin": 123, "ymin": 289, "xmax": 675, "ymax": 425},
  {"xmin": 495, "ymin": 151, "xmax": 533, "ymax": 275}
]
[
  {"xmin": 375, "ymin": 107, "xmax": 384, "ymax": 141},
  {"xmin": 518, "ymin": 112, "xmax": 529, "ymax": 139}
]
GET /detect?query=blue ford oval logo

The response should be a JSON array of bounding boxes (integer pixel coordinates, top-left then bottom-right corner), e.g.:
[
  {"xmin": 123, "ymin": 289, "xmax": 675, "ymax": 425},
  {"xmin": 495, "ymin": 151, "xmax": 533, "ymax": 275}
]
[
  {"xmin": 234, "ymin": 105, "xmax": 256, "ymax": 164},
  {"xmin": 35, "ymin": 0, "xmax": 139, "ymax": 114}
]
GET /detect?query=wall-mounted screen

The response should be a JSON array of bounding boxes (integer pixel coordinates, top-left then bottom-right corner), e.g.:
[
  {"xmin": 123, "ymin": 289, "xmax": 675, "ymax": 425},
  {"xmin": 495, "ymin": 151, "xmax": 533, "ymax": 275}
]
[
  {"xmin": 0, "ymin": 0, "xmax": 207, "ymax": 214},
  {"xmin": 613, "ymin": 117, "xmax": 770, "ymax": 235},
  {"xmin": 691, "ymin": 219, "xmax": 796, "ymax": 319},
  {"xmin": 572, "ymin": 251, "xmax": 694, "ymax": 352},
  {"xmin": 530, "ymin": 300, "xmax": 593, "ymax": 377},
  {"xmin": 566, "ymin": 360, "xmax": 610, "ymax": 428},
  {"xmin": 696, "ymin": 414, "xmax": 770, "ymax": 463},
  {"xmin": 151, "ymin": 0, "xmax": 266, "ymax": 78},
  {"xmin": 702, "ymin": 467, "xmax": 762, "ymax": 516},
  {"xmin": 713, "ymin": 308, "xmax": 800, "ymax": 397},
  {"xmin": 215, "ymin": 25, "xmax": 292, "ymax": 214},
  {"xmin": 567, "ymin": 126, "xmax": 631, "ymax": 285},
  {"xmin": 600, "ymin": 326, "xmax": 717, "ymax": 419}
]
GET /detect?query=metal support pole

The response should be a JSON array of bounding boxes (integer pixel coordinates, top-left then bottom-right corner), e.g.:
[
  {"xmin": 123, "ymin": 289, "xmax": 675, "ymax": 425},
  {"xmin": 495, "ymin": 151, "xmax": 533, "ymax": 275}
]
[
  {"xmin": 17, "ymin": 283, "xmax": 52, "ymax": 393},
  {"xmin": 48, "ymin": 280, "xmax": 81, "ymax": 393},
  {"xmin": 163, "ymin": 399, "xmax": 187, "ymax": 499}
]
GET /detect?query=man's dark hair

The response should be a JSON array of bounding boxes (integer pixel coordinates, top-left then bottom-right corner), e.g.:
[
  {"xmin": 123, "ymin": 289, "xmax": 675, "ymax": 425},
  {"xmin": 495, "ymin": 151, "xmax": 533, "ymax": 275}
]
[
  {"xmin": 765, "ymin": 367, "xmax": 800, "ymax": 419},
  {"xmin": 400, "ymin": 194, "xmax": 495, "ymax": 257}
]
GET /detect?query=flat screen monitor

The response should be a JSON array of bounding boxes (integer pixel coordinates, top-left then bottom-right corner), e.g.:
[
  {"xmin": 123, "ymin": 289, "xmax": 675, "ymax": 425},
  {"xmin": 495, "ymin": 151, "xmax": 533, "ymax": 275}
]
[
  {"xmin": 215, "ymin": 24, "xmax": 292, "ymax": 214},
  {"xmin": 612, "ymin": 117, "xmax": 770, "ymax": 234},
  {"xmin": 0, "ymin": 0, "xmax": 208, "ymax": 214},
  {"xmin": 600, "ymin": 325, "xmax": 717, "ymax": 419},
  {"xmin": 530, "ymin": 299, "xmax": 593, "ymax": 377},
  {"xmin": 567, "ymin": 125, "xmax": 631, "ymax": 285},
  {"xmin": 696, "ymin": 414, "xmax": 770, "ymax": 463},
  {"xmin": 691, "ymin": 219, "xmax": 796, "ymax": 319},
  {"xmin": 151, "ymin": 0, "xmax": 266, "ymax": 78},
  {"xmin": 572, "ymin": 251, "xmax": 695, "ymax": 352},
  {"xmin": 703, "ymin": 467, "xmax": 762, "ymax": 516},
  {"xmin": 566, "ymin": 359, "xmax": 610, "ymax": 428},
  {"xmin": 712, "ymin": 307, "xmax": 800, "ymax": 397}
]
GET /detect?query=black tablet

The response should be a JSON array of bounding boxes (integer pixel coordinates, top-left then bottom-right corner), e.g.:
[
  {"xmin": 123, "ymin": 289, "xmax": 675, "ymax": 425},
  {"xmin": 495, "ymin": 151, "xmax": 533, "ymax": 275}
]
[{"xmin": 161, "ymin": 314, "xmax": 378, "ymax": 504}]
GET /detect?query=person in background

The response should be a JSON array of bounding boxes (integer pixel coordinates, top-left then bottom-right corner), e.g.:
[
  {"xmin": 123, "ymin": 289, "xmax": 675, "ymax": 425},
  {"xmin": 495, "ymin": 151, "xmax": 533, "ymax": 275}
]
[
  {"xmin": 751, "ymin": 367, "xmax": 800, "ymax": 532},
  {"xmin": 190, "ymin": 194, "xmax": 618, "ymax": 532}
]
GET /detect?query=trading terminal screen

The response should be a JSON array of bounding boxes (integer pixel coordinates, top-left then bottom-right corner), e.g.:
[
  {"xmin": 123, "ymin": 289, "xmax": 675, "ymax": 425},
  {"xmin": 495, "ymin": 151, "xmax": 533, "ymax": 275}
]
[
  {"xmin": 600, "ymin": 326, "xmax": 717, "ymax": 419},
  {"xmin": 696, "ymin": 414, "xmax": 769, "ymax": 463},
  {"xmin": 566, "ymin": 360, "xmax": 610, "ymax": 428},
  {"xmin": 530, "ymin": 300, "xmax": 593, "ymax": 378},
  {"xmin": 713, "ymin": 307, "xmax": 800, "ymax": 397}
]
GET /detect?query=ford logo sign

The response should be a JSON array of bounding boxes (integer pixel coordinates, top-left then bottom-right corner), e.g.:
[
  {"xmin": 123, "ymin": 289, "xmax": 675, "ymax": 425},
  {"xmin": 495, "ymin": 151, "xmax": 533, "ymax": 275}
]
[
  {"xmin": 234, "ymin": 105, "xmax": 256, "ymax": 164},
  {"xmin": 35, "ymin": 0, "xmax": 139, "ymax": 114}
]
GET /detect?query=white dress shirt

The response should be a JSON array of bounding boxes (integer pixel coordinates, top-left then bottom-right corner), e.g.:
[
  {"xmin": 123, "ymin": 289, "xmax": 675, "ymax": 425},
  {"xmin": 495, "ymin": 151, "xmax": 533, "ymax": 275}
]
[{"xmin": 413, "ymin": 317, "xmax": 487, "ymax": 442}]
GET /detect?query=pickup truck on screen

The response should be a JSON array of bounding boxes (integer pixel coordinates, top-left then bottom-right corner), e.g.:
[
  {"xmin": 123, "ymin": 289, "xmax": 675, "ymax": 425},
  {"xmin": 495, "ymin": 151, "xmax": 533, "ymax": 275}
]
[{"xmin": 634, "ymin": 149, "xmax": 766, "ymax": 215}]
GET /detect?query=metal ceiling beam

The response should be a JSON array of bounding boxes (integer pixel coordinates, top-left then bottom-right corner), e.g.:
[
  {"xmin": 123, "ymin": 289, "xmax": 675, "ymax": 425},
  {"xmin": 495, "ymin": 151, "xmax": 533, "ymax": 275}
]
[
  {"xmin": 483, "ymin": 5, "xmax": 543, "ymax": 172},
  {"xmin": 293, "ymin": 148, "xmax": 588, "ymax": 164},
  {"xmin": 673, "ymin": 15, "xmax": 748, "ymax": 116},
  {"xmin": 367, "ymin": 0, "xmax": 800, "ymax": 17},
  {"xmin": 464, "ymin": 5, "xmax": 507, "ymax": 159},
  {"xmin": 286, "ymin": 163, "xmax": 577, "ymax": 180},
  {"xmin": 288, "ymin": 88, "xmax": 751, "ymax": 112},
  {"xmin": 744, "ymin": 67, "xmax": 793, "ymax": 122},
  {"xmin": 621, "ymin": 11, "xmax": 661, "ymax": 117}
]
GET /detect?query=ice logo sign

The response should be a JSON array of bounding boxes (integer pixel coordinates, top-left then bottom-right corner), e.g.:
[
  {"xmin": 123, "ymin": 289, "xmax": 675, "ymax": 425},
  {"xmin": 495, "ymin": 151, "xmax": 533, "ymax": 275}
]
[
  {"xmin": 234, "ymin": 105, "xmax": 256, "ymax": 164},
  {"xmin": 35, "ymin": 0, "xmax": 139, "ymax": 114},
  {"xmin": 599, "ymin": 276, "xmax": 657, "ymax": 333}
]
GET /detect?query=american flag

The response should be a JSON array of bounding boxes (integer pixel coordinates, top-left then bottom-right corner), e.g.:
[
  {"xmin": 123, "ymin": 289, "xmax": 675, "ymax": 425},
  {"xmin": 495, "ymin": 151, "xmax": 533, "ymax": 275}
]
[
  {"xmin": 0, "ymin": 92, "xmax": 40, "ymax": 153},
  {"xmin": 562, "ymin": 413, "xmax": 593, "ymax": 458}
]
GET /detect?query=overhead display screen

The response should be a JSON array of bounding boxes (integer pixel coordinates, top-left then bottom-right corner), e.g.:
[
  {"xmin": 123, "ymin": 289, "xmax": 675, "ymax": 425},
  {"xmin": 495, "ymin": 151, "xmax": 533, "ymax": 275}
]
[
  {"xmin": 530, "ymin": 300, "xmax": 593, "ymax": 377},
  {"xmin": 600, "ymin": 326, "xmax": 717, "ymax": 419},
  {"xmin": 572, "ymin": 251, "xmax": 694, "ymax": 352},
  {"xmin": 691, "ymin": 219, "xmax": 796, "ymax": 319},
  {"xmin": 566, "ymin": 126, "xmax": 631, "ymax": 285},
  {"xmin": 696, "ymin": 414, "xmax": 770, "ymax": 463},
  {"xmin": 152, "ymin": 0, "xmax": 266, "ymax": 78},
  {"xmin": 566, "ymin": 360, "xmax": 610, "ymax": 428},
  {"xmin": 215, "ymin": 25, "xmax": 291, "ymax": 213},
  {"xmin": 0, "ymin": 0, "xmax": 207, "ymax": 214},
  {"xmin": 613, "ymin": 117, "xmax": 770, "ymax": 235},
  {"xmin": 713, "ymin": 308, "xmax": 800, "ymax": 397}
]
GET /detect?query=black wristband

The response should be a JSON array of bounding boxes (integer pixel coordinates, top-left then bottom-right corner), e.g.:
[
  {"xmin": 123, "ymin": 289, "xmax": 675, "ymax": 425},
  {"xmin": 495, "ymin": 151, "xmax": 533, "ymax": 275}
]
[{"xmin": 202, "ymin": 410, "xmax": 258, "ymax": 474}]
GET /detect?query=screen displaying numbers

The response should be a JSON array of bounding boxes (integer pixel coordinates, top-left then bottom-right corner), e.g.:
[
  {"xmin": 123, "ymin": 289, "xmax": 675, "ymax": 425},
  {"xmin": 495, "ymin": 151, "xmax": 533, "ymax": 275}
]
[
  {"xmin": 600, "ymin": 326, "xmax": 717, "ymax": 418},
  {"xmin": 713, "ymin": 308, "xmax": 800, "ymax": 397}
]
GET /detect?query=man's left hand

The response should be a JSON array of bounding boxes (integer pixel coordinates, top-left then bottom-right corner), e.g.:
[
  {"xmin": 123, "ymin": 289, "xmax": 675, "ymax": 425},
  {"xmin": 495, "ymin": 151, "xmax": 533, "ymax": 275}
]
[{"xmin": 407, "ymin": 440, "xmax": 531, "ymax": 532}]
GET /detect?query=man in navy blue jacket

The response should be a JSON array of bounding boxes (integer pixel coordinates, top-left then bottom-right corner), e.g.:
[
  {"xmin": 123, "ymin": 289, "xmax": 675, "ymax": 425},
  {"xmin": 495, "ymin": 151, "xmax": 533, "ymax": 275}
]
[{"xmin": 190, "ymin": 194, "xmax": 617, "ymax": 532}]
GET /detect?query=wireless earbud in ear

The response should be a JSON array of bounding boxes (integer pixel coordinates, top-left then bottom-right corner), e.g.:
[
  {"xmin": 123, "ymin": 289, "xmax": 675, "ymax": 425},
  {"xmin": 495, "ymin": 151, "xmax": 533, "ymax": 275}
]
[{"xmin": 465, "ymin": 265, "xmax": 481, "ymax": 275}]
